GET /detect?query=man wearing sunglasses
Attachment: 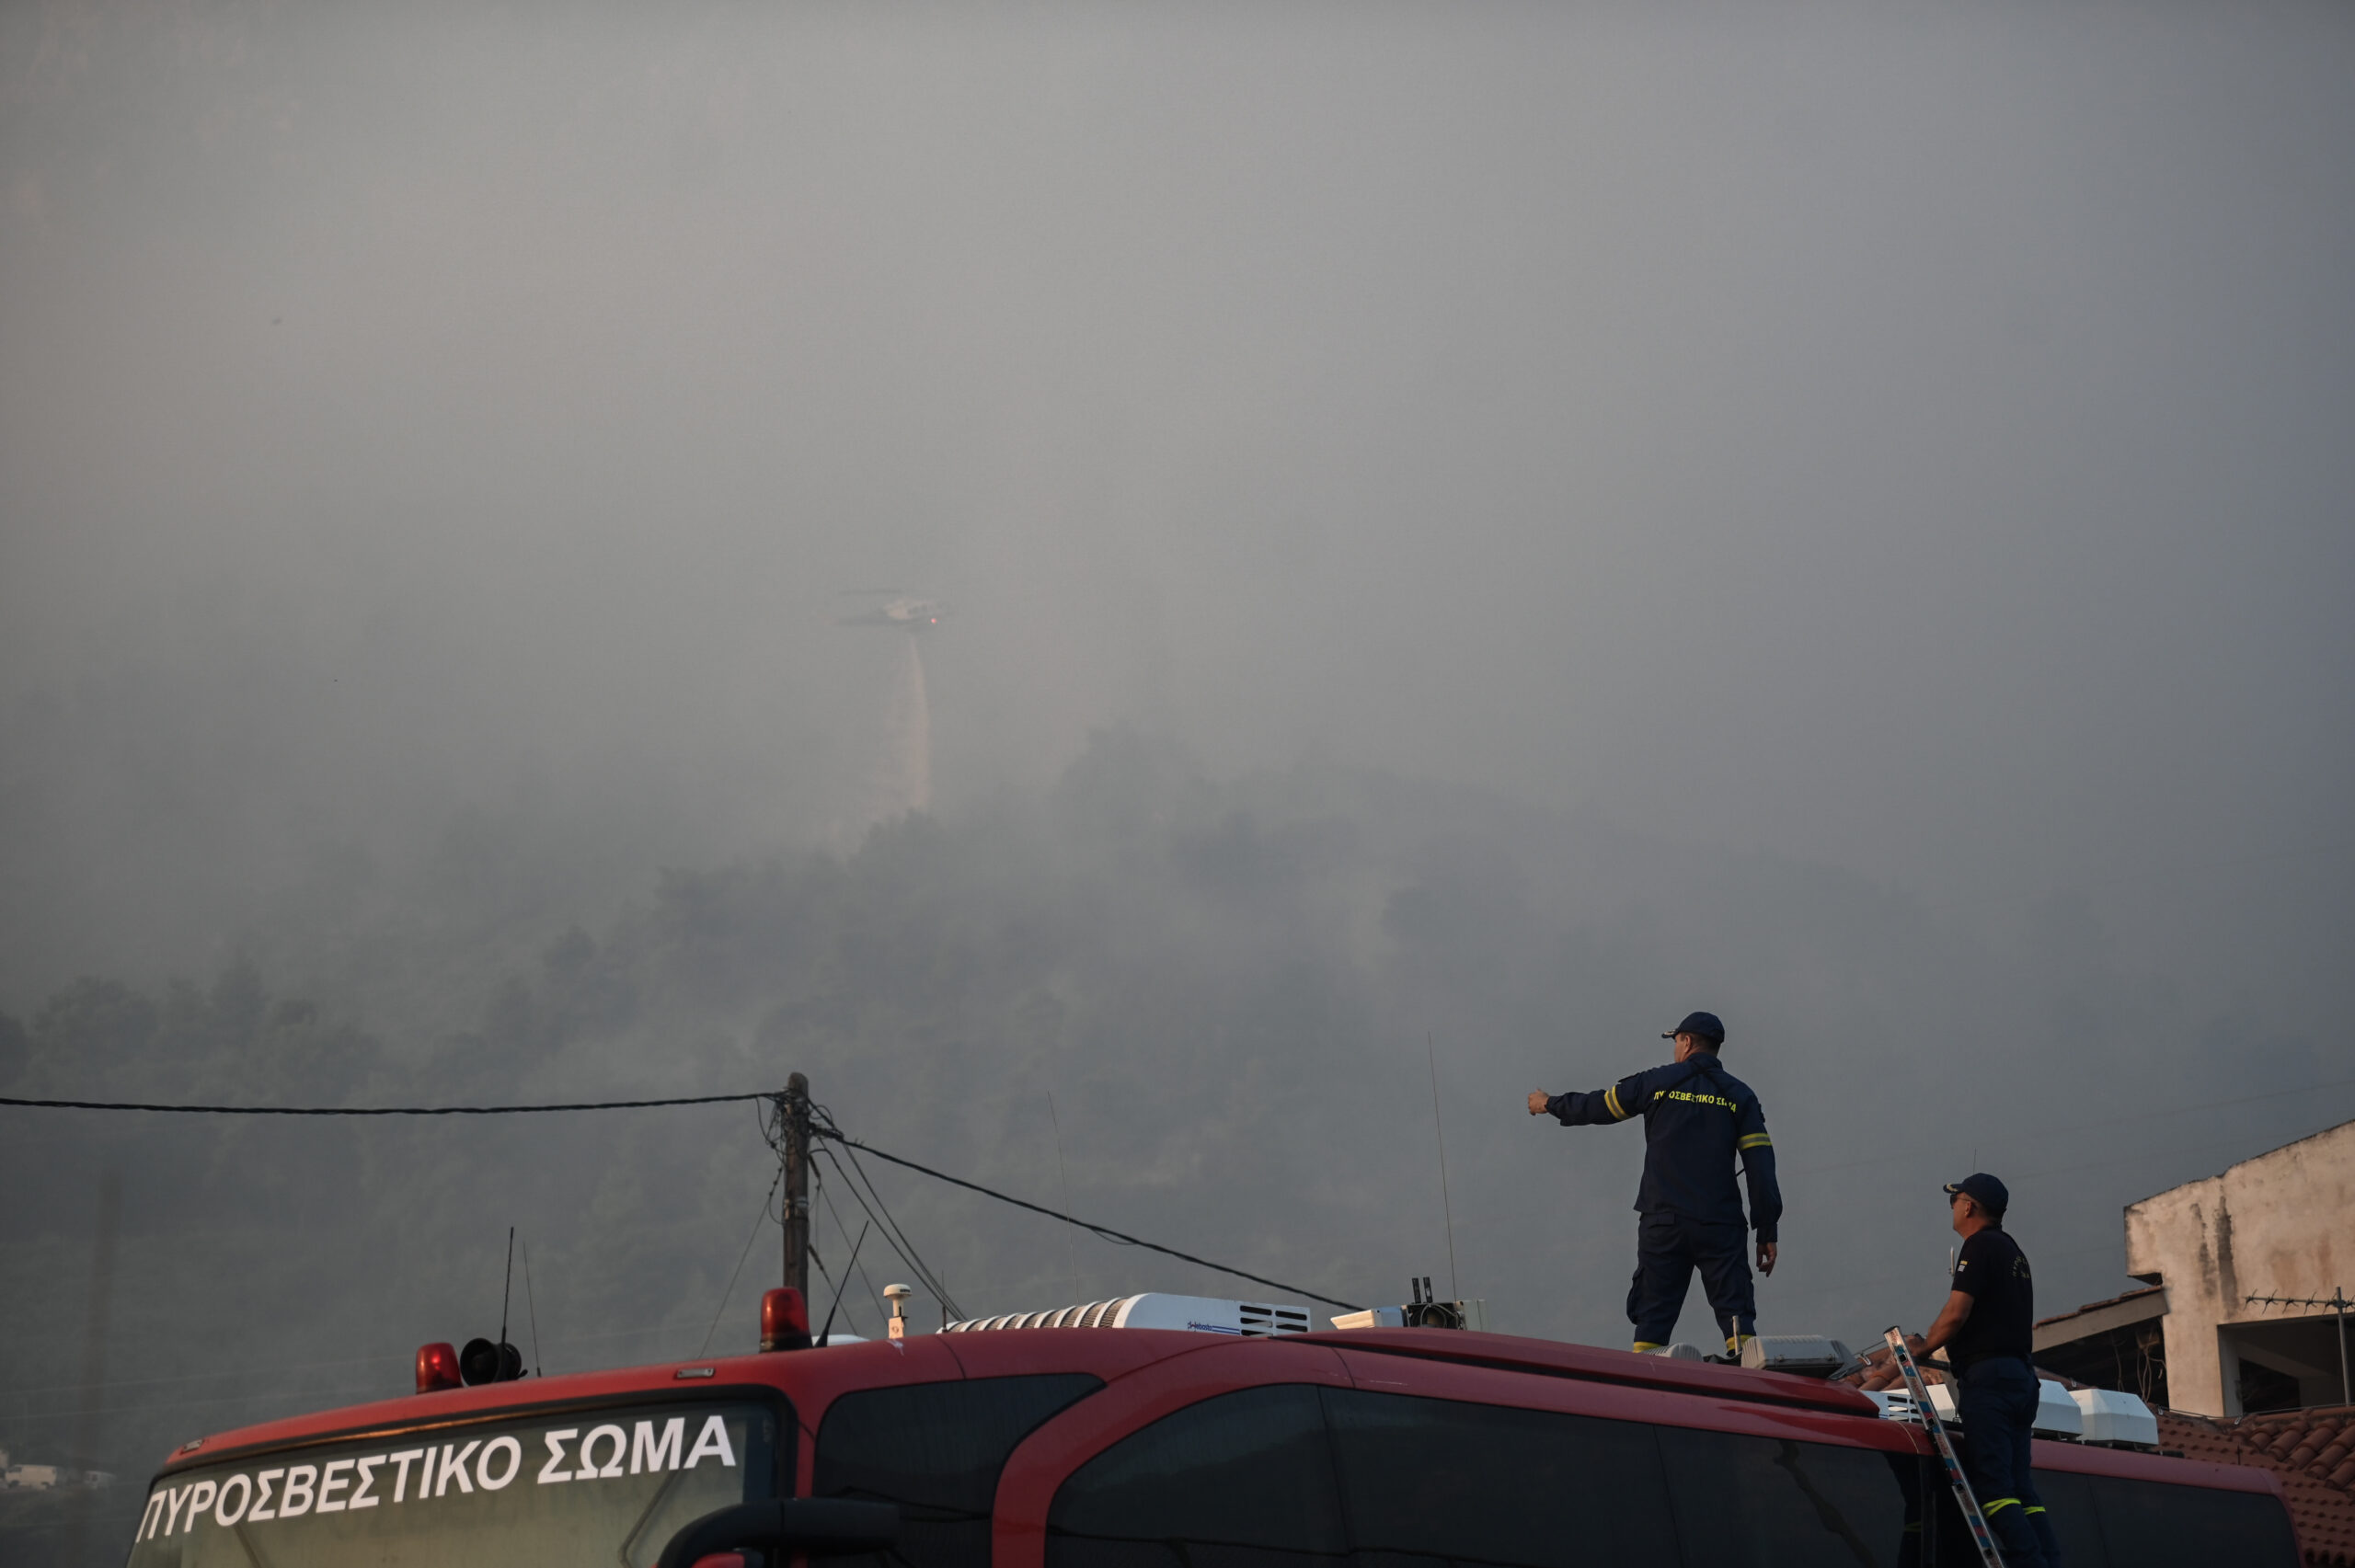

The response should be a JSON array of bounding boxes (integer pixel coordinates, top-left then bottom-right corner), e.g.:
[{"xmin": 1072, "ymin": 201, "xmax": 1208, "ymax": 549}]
[{"xmin": 1917, "ymin": 1173, "xmax": 2060, "ymax": 1568}]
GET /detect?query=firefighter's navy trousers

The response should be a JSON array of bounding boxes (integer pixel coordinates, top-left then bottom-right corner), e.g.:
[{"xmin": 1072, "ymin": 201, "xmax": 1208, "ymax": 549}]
[
  {"xmin": 1627, "ymin": 1211, "xmax": 1756, "ymax": 1351},
  {"xmin": 1956, "ymin": 1355, "xmax": 2061, "ymax": 1568}
]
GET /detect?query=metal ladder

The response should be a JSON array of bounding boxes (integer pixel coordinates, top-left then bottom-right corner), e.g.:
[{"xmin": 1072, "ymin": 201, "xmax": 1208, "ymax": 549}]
[{"xmin": 1883, "ymin": 1326, "xmax": 2005, "ymax": 1568}]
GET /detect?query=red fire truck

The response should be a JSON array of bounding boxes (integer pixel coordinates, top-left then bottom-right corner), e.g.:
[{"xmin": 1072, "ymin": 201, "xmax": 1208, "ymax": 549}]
[{"xmin": 121, "ymin": 1290, "xmax": 2298, "ymax": 1568}]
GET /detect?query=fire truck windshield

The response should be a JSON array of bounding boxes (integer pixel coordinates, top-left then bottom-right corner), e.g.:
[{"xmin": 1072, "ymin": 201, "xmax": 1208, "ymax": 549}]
[{"xmin": 123, "ymin": 1399, "xmax": 779, "ymax": 1568}]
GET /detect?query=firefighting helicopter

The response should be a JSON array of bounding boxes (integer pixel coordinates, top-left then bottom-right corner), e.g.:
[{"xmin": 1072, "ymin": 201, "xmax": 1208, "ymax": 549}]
[{"xmin": 836, "ymin": 589, "xmax": 948, "ymax": 630}]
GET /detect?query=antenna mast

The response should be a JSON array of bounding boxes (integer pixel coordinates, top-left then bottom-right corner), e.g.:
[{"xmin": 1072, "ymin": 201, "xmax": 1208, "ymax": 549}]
[
  {"xmin": 1048, "ymin": 1090, "xmax": 1079, "ymax": 1304},
  {"xmin": 1428, "ymin": 1034, "xmax": 1461, "ymax": 1305},
  {"xmin": 521, "ymin": 1237, "xmax": 543, "ymax": 1378},
  {"xmin": 2246, "ymin": 1288, "xmax": 2352, "ymax": 1406}
]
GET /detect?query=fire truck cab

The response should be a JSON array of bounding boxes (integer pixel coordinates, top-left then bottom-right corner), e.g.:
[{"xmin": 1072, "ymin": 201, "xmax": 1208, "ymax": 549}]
[{"xmin": 124, "ymin": 1303, "xmax": 2299, "ymax": 1568}]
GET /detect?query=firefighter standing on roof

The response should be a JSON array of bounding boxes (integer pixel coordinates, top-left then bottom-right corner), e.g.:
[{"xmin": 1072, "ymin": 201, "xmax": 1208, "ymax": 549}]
[{"xmin": 1527, "ymin": 1010, "xmax": 1781, "ymax": 1357}]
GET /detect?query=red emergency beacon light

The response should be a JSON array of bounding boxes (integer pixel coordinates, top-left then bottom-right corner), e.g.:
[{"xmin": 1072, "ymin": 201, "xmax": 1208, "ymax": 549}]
[
  {"xmin": 414, "ymin": 1341, "xmax": 462, "ymax": 1393},
  {"xmin": 759, "ymin": 1287, "xmax": 811, "ymax": 1352}
]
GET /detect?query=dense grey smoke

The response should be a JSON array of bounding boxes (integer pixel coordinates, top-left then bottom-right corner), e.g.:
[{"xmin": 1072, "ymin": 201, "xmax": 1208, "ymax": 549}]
[
  {"xmin": 879, "ymin": 638, "xmax": 934, "ymax": 824},
  {"xmin": 2, "ymin": 3, "xmax": 2351, "ymax": 1563}
]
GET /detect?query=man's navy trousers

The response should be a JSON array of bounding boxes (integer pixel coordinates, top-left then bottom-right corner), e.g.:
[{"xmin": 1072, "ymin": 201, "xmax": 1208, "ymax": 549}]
[
  {"xmin": 1628, "ymin": 1212, "xmax": 1755, "ymax": 1350},
  {"xmin": 1955, "ymin": 1356, "xmax": 2061, "ymax": 1568}
]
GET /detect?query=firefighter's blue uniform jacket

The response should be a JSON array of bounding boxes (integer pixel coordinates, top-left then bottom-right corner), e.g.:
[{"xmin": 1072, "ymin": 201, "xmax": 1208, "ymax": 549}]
[{"xmin": 1546, "ymin": 1056, "xmax": 1781, "ymax": 1353}]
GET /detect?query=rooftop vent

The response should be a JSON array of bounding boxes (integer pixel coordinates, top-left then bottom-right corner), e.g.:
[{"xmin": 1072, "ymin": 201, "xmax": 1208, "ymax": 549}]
[
  {"xmin": 1740, "ymin": 1336, "xmax": 1854, "ymax": 1379},
  {"xmin": 942, "ymin": 1294, "xmax": 1313, "ymax": 1337}
]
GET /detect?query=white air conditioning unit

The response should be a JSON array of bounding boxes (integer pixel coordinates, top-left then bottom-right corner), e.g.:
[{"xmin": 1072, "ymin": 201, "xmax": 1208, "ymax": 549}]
[
  {"xmin": 942, "ymin": 1294, "xmax": 1312, "ymax": 1337},
  {"xmin": 1912, "ymin": 1378, "xmax": 2084, "ymax": 1437},
  {"xmin": 2072, "ymin": 1389, "xmax": 2160, "ymax": 1448},
  {"xmin": 2035, "ymin": 1379, "xmax": 2085, "ymax": 1437}
]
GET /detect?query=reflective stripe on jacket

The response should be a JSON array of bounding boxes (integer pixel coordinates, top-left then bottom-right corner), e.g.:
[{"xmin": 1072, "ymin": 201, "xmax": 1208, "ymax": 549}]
[{"xmin": 1547, "ymin": 1058, "xmax": 1782, "ymax": 1242}]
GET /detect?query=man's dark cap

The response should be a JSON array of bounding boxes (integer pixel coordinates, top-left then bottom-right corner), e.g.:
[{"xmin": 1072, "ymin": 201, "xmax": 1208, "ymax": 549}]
[
  {"xmin": 1944, "ymin": 1173, "xmax": 2009, "ymax": 1215},
  {"xmin": 1662, "ymin": 1011, "xmax": 1726, "ymax": 1044}
]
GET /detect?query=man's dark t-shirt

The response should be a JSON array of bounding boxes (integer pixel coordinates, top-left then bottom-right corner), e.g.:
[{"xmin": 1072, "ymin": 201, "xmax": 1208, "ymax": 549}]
[{"xmin": 1947, "ymin": 1227, "xmax": 2034, "ymax": 1369}]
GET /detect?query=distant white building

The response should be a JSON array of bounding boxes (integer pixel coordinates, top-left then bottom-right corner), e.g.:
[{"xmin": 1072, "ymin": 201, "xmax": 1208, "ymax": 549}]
[{"xmin": 2036, "ymin": 1117, "xmax": 2355, "ymax": 1417}]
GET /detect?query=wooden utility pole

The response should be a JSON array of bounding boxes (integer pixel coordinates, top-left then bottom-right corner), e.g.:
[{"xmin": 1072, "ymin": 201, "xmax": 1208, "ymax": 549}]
[{"xmin": 782, "ymin": 1072, "xmax": 810, "ymax": 1295}]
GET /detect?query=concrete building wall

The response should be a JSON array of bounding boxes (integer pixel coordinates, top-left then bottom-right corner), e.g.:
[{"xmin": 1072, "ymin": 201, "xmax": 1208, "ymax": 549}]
[{"xmin": 2124, "ymin": 1118, "xmax": 2355, "ymax": 1416}]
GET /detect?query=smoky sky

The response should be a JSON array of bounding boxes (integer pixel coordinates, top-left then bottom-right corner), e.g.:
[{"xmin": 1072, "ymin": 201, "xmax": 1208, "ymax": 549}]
[
  {"xmin": 6, "ymin": 0, "xmax": 2350, "ymax": 997},
  {"xmin": 2, "ymin": 0, "xmax": 2353, "ymax": 1539}
]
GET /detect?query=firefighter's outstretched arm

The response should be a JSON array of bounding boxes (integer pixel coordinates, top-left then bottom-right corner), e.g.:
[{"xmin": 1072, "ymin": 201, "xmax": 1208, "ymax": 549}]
[{"xmin": 1526, "ymin": 1079, "xmax": 1645, "ymax": 1126}]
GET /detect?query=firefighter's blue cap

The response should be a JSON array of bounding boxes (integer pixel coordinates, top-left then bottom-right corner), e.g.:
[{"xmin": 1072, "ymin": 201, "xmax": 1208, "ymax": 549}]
[
  {"xmin": 1945, "ymin": 1173, "xmax": 2009, "ymax": 1215},
  {"xmin": 1662, "ymin": 1011, "xmax": 1726, "ymax": 1044}
]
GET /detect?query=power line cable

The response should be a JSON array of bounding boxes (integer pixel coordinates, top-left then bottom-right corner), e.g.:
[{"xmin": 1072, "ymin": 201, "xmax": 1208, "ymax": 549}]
[
  {"xmin": 697, "ymin": 1167, "xmax": 785, "ymax": 1359},
  {"xmin": 816, "ymin": 1127, "xmax": 1363, "ymax": 1312},
  {"xmin": 751, "ymin": 1095, "xmax": 958, "ymax": 1321},
  {"xmin": 813, "ymin": 1142, "xmax": 962, "ymax": 1320},
  {"xmin": 814, "ymin": 1150, "xmax": 932, "ymax": 1311},
  {"xmin": 750, "ymin": 1101, "xmax": 897, "ymax": 1310},
  {"xmin": 807, "ymin": 1102, "xmax": 962, "ymax": 1314},
  {"xmin": 3, "ymin": 1084, "xmax": 1362, "ymax": 1314},
  {"xmin": 809, "ymin": 1249, "xmax": 843, "ymax": 1331},
  {"xmin": 828, "ymin": 1140, "xmax": 962, "ymax": 1316},
  {"xmin": 827, "ymin": 1180, "xmax": 888, "ymax": 1332},
  {"xmin": 816, "ymin": 1165, "xmax": 888, "ymax": 1337},
  {"xmin": 0, "ymin": 1092, "xmax": 767, "ymax": 1116},
  {"xmin": 815, "ymin": 1222, "xmax": 872, "ymax": 1345}
]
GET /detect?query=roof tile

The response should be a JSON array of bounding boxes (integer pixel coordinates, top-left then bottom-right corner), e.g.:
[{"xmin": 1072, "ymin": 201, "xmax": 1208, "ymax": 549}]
[{"xmin": 2154, "ymin": 1403, "xmax": 2355, "ymax": 1566}]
